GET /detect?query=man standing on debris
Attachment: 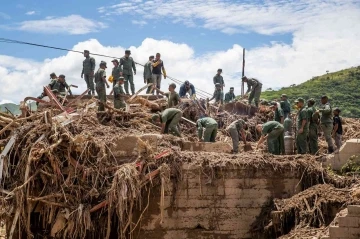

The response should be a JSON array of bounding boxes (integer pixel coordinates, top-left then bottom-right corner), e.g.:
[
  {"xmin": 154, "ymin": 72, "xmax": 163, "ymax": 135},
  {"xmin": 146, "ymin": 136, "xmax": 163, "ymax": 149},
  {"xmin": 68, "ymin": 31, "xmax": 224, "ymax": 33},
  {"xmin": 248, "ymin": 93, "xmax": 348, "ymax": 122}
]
[
  {"xmin": 227, "ymin": 119, "xmax": 247, "ymax": 153},
  {"xmin": 224, "ymin": 87, "xmax": 236, "ymax": 103},
  {"xmin": 307, "ymin": 99, "xmax": 319, "ymax": 155},
  {"xmin": 332, "ymin": 108, "xmax": 343, "ymax": 150},
  {"xmin": 196, "ymin": 117, "xmax": 218, "ymax": 142},
  {"xmin": 152, "ymin": 108, "xmax": 182, "ymax": 137},
  {"xmin": 295, "ymin": 98, "xmax": 308, "ymax": 154},
  {"xmin": 156, "ymin": 83, "xmax": 181, "ymax": 108},
  {"xmin": 120, "ymin": 50, "xmax": 136, "ymax": 95},
  {"xmin": 209, "ymin": 83, "xmax": 224, "ymax": 104},
  {"xmin": 317, "ymin": 95, "xmax": 335, "ymax": 153},
  {"xmin": 95, "ymin": 61, "xmax": 110, "ymax": 111},
  {"xmin": 270, "ymin": 102, "xmax": 284, "ymax": 124},
  {"xmin": 179, "ymin": 80, "xmax": 196, "ymax": 99},
  {"xmin": 213, "ymin": 69, "xmax": 224, "ymax": 90},
  {"xmin": 81, "ymin": 50, "xmax": 96, "ymax": 95},
  {"xmin": 111, "ymin": 59, "xmax": 122, "ymax": 87},
  {"xmin": 144, "ymin": 55, "xmax": 154, "ymax": 94},
  {"xmin": 152, "ymin": 53, "xmax": 167, "ymax": 95},
  {"xmin": 280, "ymin": 94, "xmax": 291, "ymax": 118},
  {"xmin": 256, "ymin": 121, "xmax": 285, "ymax": 155},
  {"xmin": 113, "ymin": 77, "xmax": 127, "ymax": 110},
  {"xmin": 56, "ymin": 75, "xmax": 72, "ymax": 96},
  {"xmin": 242, "ymin": 76, "xmax": 262, "ymax": 108}
]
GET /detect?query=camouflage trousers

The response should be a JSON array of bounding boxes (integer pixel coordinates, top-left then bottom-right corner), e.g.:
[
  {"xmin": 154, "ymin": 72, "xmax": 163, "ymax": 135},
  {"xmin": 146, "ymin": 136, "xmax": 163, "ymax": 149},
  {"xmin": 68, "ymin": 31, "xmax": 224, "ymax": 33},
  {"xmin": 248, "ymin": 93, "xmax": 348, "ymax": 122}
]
[
  {"xmin": 248, "ymin": 85, "xmax": 262, "ymax": 107},
  {"xmin": 321, "ymin": 123, "xmax": 334, "ymax": 151},
  {"xmin": 84, "ymin": 74, "xmax": 95, "ymax": 93},
  {"xmin": 203, "ymin": 124, "xmax": 218, "ymax": 142},
  {"xmin": 145, "ymin": 77, "xmax": 154, "ymax": 94},
  {"xmin": 267, "ymin": 126, "xmax": 285, "ymax": 155},
  {"xmin": 95, "ymin": 85, "xmax": 106, "ymax": 111},
  {"xmin": 114, "ymin": 99, "xmax": 126, "ymax": 110},
  {"xmin": 296, "ymin": 130, "xmax": 308, "ymax": 154},
  {"xmin": 124, "ymin": 74, "xmax": 135, "ymax": 95},
  {"xmin": 228, "ymin": 127, "xmax": 239, "ymax": 153},
  {"xmin": 308, "ymin": 125, "xmax": 318, "ymax": 155},
  {"xmin": 164, "ymin": 112, "xmax": 182, "ymax": 137}
]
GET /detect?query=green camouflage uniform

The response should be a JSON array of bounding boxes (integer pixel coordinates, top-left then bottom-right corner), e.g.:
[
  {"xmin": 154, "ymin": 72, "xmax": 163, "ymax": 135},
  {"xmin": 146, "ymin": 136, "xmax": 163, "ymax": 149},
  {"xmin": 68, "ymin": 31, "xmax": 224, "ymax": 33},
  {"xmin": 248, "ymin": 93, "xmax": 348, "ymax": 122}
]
[
  {"xmin": 112, "ymin": 65, "xmax": 122, "ymax": 87},
  {"xmin": 82, "ymin": 57, "xmax": 96, "ymax": 93},
  {"xmin": 296, "ymin": 107, "xmax": 308, "ymax": 154},
  {"xmin": 274, "ymin": 107, "xmax": 284, "ymax": 123},
  {"xmin": 113, "ymin": 83, "xmax": 126, "ymax": 109},
  {"xmin": 246, "ymin": 78, "xmax": 262, "ymax": 107},
  {"xmin": 319, "ymin": 102, "xmax": 334, "ymax": 151},
  {"xmin": 280, "ymin": 100, "xmax": 291, "ymax": 118},
  {"xmin": 197, "ymin": 117, "xmax": 218, "ymax": 142},
  {"xmin": 226, "ymin": 119, "xmax": 245, "ymax": 153},
  {"xmin": 307, "ymin": 106, "xmax": 319, "ymax": 155},
  {"xmin": 120, "ymin": 56, "xmax": 136, "ymax": 94},
  {"xmin": 262, "ymin": 121, "xmax": 285, "ymax": 155},
  {"xmin": 164, "ymin": 92, "xmax": 180, "ymax": 108},
  {"xmin": 143, "ymin": 61, "xmax": 153, "ymax": 94},
  {"xmin": 213, "ymin": 74, "xmax": 224, "ymax": 88},
  {"xmin": 224, "ymin": 92, "xmax": 235, "ymax": 103},
  {"xmin": 161, "ymin": 108, "xmax": 182, "ymax": 137},
  {"xmin": 94, "ymin": 68, "xmax": 107, "ymax": 111},
  {"xmin": 210, "ymin": 89, "xmax": 224, "ymax": 104}
]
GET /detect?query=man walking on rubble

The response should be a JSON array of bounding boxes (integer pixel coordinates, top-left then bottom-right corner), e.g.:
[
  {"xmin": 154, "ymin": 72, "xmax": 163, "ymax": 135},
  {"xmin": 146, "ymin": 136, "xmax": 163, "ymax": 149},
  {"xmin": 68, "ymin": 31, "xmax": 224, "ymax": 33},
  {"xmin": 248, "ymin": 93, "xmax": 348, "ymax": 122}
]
[
  {"xmin": 256, "ymin": 121, "xmax": 285, "ymax": 155},
  {"xmin": 156, "ymin": 83, "xmax": 181, "ymax": 108},
  {"xmin": 95, "ymin": 61, "xmax": 110, "ymax": 111},
  {"xmin": 242, "ymin": 76, "xmax": 262, "ymax": 107},
  {"xmin": 179, "ymin": 80, "xmax": 196, "ymax": 99},
  {"xmin": 280, "ymin": 94, "xmax": 291, "ymax": 118},
  {"xmin": 111, "ymin": 59, "xmax": 122, "ymax": 87},
  {"xmin": 295, "ymin": 98, "xmax": 307, "ymax": 154},
  {"xmin": 307, "ymin": 99, "xmax": 319, "ymax": 155},
  {"xmin": 317, "ymin": 95, "xmax": 335, "ymax": 153},
  {"xmin": 152, "ymin": 53, "xmax": 167, "ymax": 95},
  {"xmin": 213, "ymin": 69, "xmax": 224, "ymax": 90},
  {"xmin": 144, "ymin": 55, "xmax": 154, "ymax": 94},
  {"xmin": 81, "ymin": 50, "xmax": 96, "ymax": 95},
  {"xmin": 270, "ymin": 102, "xmax": 284, "ymax": 124},
  {"xmin": 227, "ymin": 119, "xmax": 247, "ymax": 154},
  {"xmin": 209, "ymin": 83, "xmax": 224, "ymax": 105},
  {"xmin": 196, "ymin": 117, "xmax": 218, "ymax": 142},
  {"xmin": 120, "ymin": 50, "xmax": 136, "ymax": 95},
  {"xmin": 224, "ymin": 87, "xmax": 236, "ymax": 103},
  {"xmin": 152, "ymin": 108, "xmax": 182, "ymax": 137},
  {"xmin": 113, "ymin": 77, "xmax": 127, "ymax": 110}
]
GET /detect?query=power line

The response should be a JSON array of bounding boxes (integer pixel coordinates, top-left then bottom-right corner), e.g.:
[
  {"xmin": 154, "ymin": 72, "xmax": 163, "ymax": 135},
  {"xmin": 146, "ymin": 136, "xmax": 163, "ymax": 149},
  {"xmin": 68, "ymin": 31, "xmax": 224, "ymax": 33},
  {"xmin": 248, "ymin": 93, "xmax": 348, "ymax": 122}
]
[{"xmin": 0, "ymin": 37, "xmax": 213, "ymax": 97}]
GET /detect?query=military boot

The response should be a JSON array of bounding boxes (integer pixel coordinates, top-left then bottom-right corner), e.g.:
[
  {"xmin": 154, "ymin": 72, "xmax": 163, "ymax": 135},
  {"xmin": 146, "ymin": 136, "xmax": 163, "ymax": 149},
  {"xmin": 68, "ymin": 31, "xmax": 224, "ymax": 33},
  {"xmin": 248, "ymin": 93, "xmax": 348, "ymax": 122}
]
[
  {"xmin": 88, "ymin": 90, "xmax": 91, "ymax": 95},
  {"xmin": 328, "ymin": 146, "xmax": 334, "ymax": 154}
]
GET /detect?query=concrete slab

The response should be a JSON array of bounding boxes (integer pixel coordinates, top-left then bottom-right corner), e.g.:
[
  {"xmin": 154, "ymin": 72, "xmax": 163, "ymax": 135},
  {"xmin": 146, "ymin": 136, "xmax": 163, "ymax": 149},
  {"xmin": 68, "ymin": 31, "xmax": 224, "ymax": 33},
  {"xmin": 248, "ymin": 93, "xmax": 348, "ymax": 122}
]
[
  {"xmin": 322, "ymin": 139, "xmax": 360, "ymax": 170},
  {"xmin": 182, "ymin": 141, "xmax": 232, "ymax": 153}
]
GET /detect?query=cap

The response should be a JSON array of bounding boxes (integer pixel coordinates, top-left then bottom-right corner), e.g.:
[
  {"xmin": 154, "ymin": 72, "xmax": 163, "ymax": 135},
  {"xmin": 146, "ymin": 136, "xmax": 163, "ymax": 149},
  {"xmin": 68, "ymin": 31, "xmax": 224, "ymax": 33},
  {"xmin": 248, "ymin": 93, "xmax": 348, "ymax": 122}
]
[
  {"xmin": 242, "ymin": 76, "xmax": 247, "ymax": 81},
  {"xmin": 119, "ymin": 76, "xmax": 124, "ymax": 81},
  {"xmin": 50, "ymin": 72, "xmax": 56, "ymax": 77},
  {"xmin": 215, "ymin": 83, "xmax": 221, "ymax": 87},
  {"xmin": 169, "ymin": 83, "xmax": 176, "ymax": 89},
  {"xmin": 321, "ymin": 95, "xmax": 328, "ymax": 99},
  {"xmin": 333, "ymin": 107, "xmax": 341, "ymax": 113},
  {"xmin": 307, "ymin": 98, "xmax": 315, "ymax": 104},
  {"xmin": 111, "ymin": 59, "xmax": 119, "ymax": 63},
  {"xmin": 152, "ymin": 114, "xmax": 160, "ymax": 122},
  {"xmin": 281, "ymin": 94, "xmax": 287, "ymax": 98},
  {"xmin": 125, "ymin": 50, "xmax": 131, "ymax": 54},
  {"xmin": 149, "ymin": 55, "xmax": 154, "ymax": 59},
  {"xmin": 230, "ymin": 87, "xmax": 234, "ymax": 90},
  {"xmin": 184, "ymin": 80, "xmax": 190, "ymax": 85},
  {"xmin": 100, "ymin": 61, "xmax": 107, "ymax": 68},
  {"xmin": 217, "ymin": 68, "xmax": 222, "ymax": 72},
  {"xmin": 84, "ymin": 50, "xmax": 89, "ymax": 53},
  {"xmin": 295, "ymin": 97, "xmax": 304, "ymax": 103},
  {"xmin": 58, "ymin": 74, "xmax": 65, "ymax": 78},
  {"xmin": 269, "ymin": 101, "xmax": 277, "ymax": 107}
]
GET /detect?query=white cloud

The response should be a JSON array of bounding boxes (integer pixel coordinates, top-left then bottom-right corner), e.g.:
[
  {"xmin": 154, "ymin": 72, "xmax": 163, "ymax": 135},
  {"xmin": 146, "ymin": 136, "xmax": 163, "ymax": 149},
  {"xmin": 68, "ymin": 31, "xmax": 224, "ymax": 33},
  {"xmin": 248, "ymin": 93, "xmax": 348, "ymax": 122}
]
[
  {"xmin": 132, "ymin": 20, "xmax": 147, "ymax": 26},
  {"xmin": 26, "ymin": 11, "xmax": 36, "ymax": 15},
  {"xmin": 16, "ymin": 15, "xmax": 107, "ymax": 35}
]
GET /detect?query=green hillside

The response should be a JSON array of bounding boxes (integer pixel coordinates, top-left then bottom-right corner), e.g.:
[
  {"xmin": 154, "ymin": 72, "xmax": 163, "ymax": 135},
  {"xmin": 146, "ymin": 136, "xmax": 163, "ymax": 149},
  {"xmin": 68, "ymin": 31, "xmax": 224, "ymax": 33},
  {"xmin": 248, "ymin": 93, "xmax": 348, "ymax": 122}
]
[
  {"xmin": 0, "ymin": 103, "xmax": 37, "ymax": 116},
  {"xmin": 261, "ymin": 66, "xmax": 360, "ymax": 118}
]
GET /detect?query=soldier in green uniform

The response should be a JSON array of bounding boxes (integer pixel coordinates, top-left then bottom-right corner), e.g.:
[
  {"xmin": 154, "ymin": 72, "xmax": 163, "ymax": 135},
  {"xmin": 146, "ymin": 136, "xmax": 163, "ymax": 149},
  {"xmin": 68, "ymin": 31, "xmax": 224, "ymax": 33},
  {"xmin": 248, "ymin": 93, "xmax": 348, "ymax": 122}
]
[
  {"xmin": 156, "ymin": 83, "xmax": 181, "ymax": 108},
  {"xmin": 209, "ymin": 83, "xmax": 224, "ymax": 104},
  {"xmin": 152, "ymin": 108, "xmax": 182, "ymax": 137},
  {"xmin": 94, "ymin": 61, "xmax": 110, "ymax": 111},
  {"xmin": 270, "ymin": 102, "xmax": 284, "ymax": 124},
  {"xmin": 196, "ymin": 117, "xmax": 218, "ymax": 142},
  {"xmin": 113, "ymin": 77, "xmax": 126, "ymax": 109},
  {"xmin": 81, "ymin": 50, "xmax": 96, "ymax": 95},
  {"xmin": 226, "ymin": 119, "xmax": 247, "ymax": 153},
  {"xmin": 213, "ymin": 69, "xmax": 225, "ymax": 90},
  {"xmin": 256, "ymin": 121, "xmax": 285, "ymax": 155},
  {"xmin": 120, "ymin": 50, "xmax": 136, "ymax": 95},
  {"xmin": 295, "ymin": 98, "xmax": 308, "ymax": 154},
  {"xmin": 224, "ymin": 87, "xmax": 236, "ymax": 103},
  {"xmin": 144, "ymin": 55, "xmax": 154, "ymax": 94},
  {"xmin": 307, "ymin": 98, "xmax": 319, "ymax": 155},
  {"xmin": 242, "ymin": 76, "xmax": 262, "ymax": 107},
  {"xmin": 317, "ymin": 95, "xmax": 335, "ymax": 153},
  {"xmin": 56, "ymin": 75, "xmax": 72, "ymax": 96},
  {"xmin": 111, "ymin": 59, "xmax": 122, "ymax": 87},
  {"xmin": 37, "ymin": 73, "xmax": 58, "ymax": 101},
  {"xmin": 280, "ymin": 94, "xmax": 291, "ymax": 118}
]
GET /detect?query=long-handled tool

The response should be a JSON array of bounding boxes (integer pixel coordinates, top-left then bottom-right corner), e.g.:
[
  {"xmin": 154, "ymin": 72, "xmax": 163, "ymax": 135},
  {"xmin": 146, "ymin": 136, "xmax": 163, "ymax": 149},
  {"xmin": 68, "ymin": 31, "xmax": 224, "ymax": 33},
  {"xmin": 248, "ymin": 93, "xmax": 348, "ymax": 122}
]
[{"xmin": 61, "ymin": 84, "xmax": 78, "ymax": 105}]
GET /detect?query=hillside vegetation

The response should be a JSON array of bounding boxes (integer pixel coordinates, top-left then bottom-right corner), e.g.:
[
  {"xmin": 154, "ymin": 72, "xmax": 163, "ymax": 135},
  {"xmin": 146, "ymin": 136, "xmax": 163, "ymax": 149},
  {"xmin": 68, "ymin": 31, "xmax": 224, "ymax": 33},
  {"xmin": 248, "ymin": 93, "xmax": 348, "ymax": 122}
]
[
  {"xmin": 261, "ymin": 66, "xmax": 360, "ymax": 118},
  {"xmin": 0, "ymin": 103, "xmax": 37, "ymax": 116}
]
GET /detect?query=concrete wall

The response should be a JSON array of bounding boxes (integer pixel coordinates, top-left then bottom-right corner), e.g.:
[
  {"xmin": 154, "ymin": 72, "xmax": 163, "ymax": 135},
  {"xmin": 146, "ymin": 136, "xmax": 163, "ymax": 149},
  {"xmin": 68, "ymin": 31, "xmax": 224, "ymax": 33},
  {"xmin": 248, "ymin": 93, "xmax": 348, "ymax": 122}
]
[
  {"xmin": 322, "ymin": 139, "xmax": 360, "ymax": 170},
  {"xmin": 327, "ymin": 205, "xmax": 360, "ymax": 239},
  {"xmin": 134, "ymin": 163, "xmax": 302, "ymax": 239}
]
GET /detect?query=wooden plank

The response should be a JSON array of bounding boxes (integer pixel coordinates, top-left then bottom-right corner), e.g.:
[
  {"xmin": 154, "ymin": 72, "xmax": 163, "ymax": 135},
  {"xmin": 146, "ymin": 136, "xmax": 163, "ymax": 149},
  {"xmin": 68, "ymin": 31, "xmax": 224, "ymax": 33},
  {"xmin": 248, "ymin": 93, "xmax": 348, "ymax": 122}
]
[{"xmin": 0, "ymin": 135, "xmax": 17, "ymax": 183}]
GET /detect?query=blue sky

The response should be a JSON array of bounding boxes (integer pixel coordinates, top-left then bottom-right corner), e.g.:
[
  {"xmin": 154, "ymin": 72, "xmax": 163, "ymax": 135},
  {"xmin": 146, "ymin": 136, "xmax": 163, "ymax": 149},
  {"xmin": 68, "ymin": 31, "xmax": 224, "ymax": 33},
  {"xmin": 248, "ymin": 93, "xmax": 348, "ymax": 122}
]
[{"xmin": 0, "ymin": 0, "xmax": 359, "ymax": 103}]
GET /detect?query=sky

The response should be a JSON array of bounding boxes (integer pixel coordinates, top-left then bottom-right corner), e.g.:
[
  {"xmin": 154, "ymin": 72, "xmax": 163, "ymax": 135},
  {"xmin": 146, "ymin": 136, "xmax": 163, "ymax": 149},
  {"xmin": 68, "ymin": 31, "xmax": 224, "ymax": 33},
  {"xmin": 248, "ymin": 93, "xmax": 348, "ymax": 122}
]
[{"xmin": 0, "ymin": 0, "xmax": 360, "ymax": 104}]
